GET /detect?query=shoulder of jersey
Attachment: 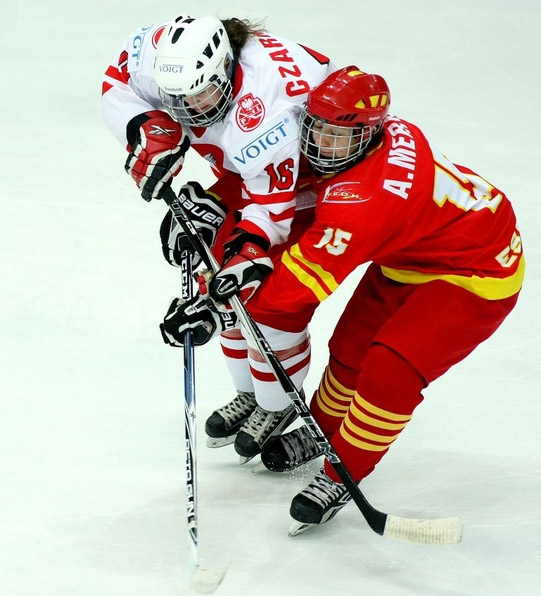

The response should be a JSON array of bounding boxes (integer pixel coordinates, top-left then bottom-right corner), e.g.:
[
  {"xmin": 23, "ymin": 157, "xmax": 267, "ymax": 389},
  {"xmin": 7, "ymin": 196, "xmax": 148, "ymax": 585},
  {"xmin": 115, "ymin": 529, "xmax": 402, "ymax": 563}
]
[
  {"xmin": 127, "ymin": 21, "xmax": 168, "ymax": 74},
  {"xmin": 240, "ymin": 34, "xmax": 331, "ymax": 99},
  {"xmin": 229, "ymin": 37, "xmax": 301, "ymax": 134}
]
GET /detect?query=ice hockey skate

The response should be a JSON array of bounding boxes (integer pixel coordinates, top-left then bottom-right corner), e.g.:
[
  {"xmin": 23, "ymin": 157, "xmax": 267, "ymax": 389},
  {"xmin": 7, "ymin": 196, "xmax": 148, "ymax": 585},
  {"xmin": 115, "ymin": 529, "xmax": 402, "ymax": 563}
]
[
  {"xmin": 205, "ymin": 391, "xmax": 257, "ymax": 448},
  {"xmin": 234, "ymin": 404, "xmax": 298, "ymax": 463},
  {"xmin": 260, "ymin": 425, "xmax": 324, "ymax": 472},
  {"xmin": 288, "ymin": 468, "xmax": 352, "ymax": 537}
]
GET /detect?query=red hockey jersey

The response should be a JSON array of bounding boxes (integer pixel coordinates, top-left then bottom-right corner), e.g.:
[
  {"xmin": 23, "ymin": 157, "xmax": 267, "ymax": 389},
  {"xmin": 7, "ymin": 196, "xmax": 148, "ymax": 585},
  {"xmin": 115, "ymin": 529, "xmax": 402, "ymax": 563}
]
[{"xmin": 249, "ymin": 115, "xmax": 525, "ymax": 331}]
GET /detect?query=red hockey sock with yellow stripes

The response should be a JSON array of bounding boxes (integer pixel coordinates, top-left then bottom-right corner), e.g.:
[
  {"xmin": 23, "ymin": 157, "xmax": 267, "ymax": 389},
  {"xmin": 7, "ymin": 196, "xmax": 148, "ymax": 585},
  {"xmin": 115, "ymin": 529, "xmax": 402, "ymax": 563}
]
[{"xmin": 323, "ymin": 344, "xmax": 426, "ymax": 483}]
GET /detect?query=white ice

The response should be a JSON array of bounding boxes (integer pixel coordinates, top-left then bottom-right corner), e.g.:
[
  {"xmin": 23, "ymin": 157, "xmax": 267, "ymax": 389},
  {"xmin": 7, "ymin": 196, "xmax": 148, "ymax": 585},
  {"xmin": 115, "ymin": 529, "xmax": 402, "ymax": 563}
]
[{"xmin": 1, "ymin": 0, "xmax": 540, "ymax": 596}]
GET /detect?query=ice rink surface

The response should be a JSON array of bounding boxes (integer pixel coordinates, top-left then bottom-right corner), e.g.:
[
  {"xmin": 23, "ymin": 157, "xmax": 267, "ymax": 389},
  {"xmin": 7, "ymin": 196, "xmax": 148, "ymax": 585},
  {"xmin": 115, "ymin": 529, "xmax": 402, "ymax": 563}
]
[{"xmin": 1, "ymin": 0, "xmax": 540, "ymax": 595}]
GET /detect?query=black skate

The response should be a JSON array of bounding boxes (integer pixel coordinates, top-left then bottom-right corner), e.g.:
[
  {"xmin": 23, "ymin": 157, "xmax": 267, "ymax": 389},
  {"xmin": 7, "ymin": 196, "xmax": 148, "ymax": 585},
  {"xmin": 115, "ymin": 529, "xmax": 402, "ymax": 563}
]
[
  {"xmin": 289, "ymin": 468, "xmax": 351, "ymax": 537},
  {"xmin": 234, "ymin": 404, "xmax": 298, "ymax": 462},
  {"xmin": 205, "ymin": 391, "xmax": 257, "ymax": 448},
  {"xmin": 260, "ymin": 425, "xmax": 323, "ymax": 472}
]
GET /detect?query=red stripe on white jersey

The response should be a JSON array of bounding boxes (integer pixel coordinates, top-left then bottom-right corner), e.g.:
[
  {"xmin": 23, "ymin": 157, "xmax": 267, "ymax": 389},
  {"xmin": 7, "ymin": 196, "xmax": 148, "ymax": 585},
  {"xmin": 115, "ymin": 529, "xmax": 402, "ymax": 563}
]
[
  {"xmin": 105, "ymin": 64, "xmax": 129, "ymax": 85},
  {"xmin": 250, "ymin": 352, "xmax": 311, "ymax": 382},
  {"xmin": 270, "ymin": 206, "xmax": 295, "ymax": 222},
  {"xmin": 248, "ymin": 338, "xmax": 310, "ymax": 363},
  {"xmin": 220, "ymin": 328, "xmax": 245, "ymax": 341},
  {"xmin": 220, "ymin": 346, "xmax": 248, "ymax": 360},
  {"xmin": 246, "ymin": 190, "xmax": 296, "ymax": 206},
  {"xmin": 235, "ymin": 219, "xmax": 271, "ymax": 243}
]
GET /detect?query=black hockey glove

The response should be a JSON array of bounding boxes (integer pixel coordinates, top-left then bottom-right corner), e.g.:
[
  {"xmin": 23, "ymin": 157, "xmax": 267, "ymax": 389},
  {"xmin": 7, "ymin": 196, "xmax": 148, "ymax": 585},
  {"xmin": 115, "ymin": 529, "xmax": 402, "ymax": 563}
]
[
  {"xmin": 159, "ymin": 182, "xmax": 227, "ymax": 269},
  {"xmin": 160, "ymin": 295, "xmax": 237, "ymax": 347},
  {"xmin": 209, "ymin": 228, "xmax": 273, "ymax": 306},
  {"xmin": 125, "ymin": 110, "xmax": 190, "ymax": 202}
]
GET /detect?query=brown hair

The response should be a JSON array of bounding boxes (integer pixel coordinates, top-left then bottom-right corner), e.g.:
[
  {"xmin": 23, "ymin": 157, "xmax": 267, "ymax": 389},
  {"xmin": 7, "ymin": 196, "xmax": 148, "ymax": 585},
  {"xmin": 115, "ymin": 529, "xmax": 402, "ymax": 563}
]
[{"xmin": 222, "ymin": 18, "xmax": 267, "ymax": 54}]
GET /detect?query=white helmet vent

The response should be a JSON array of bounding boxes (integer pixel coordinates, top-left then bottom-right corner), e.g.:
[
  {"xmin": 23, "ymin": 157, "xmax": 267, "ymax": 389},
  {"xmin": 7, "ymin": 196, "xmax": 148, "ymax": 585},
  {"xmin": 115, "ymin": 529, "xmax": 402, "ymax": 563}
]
[{"xmin": 170, "ymin": 17, "xmax": 195, "ymax": 44}]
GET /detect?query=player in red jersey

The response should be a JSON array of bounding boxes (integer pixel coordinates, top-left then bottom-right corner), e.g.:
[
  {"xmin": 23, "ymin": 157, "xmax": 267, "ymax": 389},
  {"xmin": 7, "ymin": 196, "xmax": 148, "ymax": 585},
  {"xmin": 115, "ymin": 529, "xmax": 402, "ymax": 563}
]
[{"xmin": 161, "ymin": 66, "xmax": 524, "ymax": 533}]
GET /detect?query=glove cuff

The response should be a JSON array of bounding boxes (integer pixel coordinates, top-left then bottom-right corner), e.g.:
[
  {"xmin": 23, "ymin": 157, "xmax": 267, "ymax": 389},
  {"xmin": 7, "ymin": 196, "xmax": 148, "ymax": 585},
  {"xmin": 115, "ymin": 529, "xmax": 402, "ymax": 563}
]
[{"xmin": 223, "ymin": 228, "xmax": 270, "ymax": 263}]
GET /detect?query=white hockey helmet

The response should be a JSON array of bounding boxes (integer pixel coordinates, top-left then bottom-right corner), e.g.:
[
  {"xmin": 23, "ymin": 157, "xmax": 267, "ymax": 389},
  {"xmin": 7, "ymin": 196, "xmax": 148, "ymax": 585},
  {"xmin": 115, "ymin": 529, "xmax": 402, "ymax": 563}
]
[{"xmin": 154, "ymin": 15, "xmax": 235, "ymax": 127}]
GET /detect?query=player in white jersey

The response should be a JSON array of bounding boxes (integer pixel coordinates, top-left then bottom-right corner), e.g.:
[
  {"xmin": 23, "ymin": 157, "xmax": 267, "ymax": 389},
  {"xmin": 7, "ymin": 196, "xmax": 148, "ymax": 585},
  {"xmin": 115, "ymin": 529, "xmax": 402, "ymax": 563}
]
[{"xmin": 102, "ymin": 14, "xmax": 335, "ymax": 459}]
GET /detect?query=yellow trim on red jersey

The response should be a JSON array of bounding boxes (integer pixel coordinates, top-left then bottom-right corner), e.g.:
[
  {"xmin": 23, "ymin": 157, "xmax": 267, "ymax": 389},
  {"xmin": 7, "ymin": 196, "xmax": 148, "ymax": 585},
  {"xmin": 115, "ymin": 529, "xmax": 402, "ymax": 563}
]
[
  {"xmin": 340, "ymin": 393, "xmax": 411, "ymax": 451},
  {"xmin": 343, "ymin": 415, "xmax": 402, "ymax": 443},
  {"xmin": 281, "ymin": 243, "xmax": 339, "ymax": 301},
  {"xmin": 325, "ymin": 367, "xmax": 356, "ymax": 398},
  {"xmin": 380, "ymin": 254, "xmax": 525, "ymax": 300},
  {"xmin": 315, "ymin": 392, "xmax": 346, "ymax": 418},
  {"xmin": 353, "ymin": 393, "xmax": 412, "ymax": 422},
  {"xmin": 349, "ymin": 395, "xmax": 411, "ymax": 431},
  {"xmin": 317, "ymin": 384, "xmax": 351, "ymax": 415},
  {"xmin": 340, "ymin": 426, "xmax": 390, "ymax": 451},
  {"xmin": 313, "ymin": 366, "xmax": 354, "ymax": 418}
]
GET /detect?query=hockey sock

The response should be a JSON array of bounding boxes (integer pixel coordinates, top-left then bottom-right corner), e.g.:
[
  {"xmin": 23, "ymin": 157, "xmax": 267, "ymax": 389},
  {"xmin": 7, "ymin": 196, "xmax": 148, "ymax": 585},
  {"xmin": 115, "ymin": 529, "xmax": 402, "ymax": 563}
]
[
  {"xmin": 324, "ymin": 343, "xmax": 425, "ymax": 483},
  {"xmin": 310, "ymin": 355, "xmax": 357, "ymax": 438}
]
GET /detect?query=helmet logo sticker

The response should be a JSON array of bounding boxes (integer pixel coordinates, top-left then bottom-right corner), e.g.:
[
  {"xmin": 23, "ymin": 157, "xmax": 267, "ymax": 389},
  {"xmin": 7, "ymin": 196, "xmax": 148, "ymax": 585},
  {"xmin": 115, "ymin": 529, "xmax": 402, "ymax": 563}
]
[
  {"xmin": 157, "ymin": 64, "xmax": 183, "ymax": 74},
  {"xmin": 235, "ymin": 93, "xmax": 266, "ymax": 132}
]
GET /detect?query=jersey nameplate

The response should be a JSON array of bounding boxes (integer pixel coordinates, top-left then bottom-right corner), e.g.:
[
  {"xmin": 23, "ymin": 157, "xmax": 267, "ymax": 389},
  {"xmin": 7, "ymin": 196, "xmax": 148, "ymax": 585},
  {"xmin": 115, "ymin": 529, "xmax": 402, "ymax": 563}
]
[{"xmin": 228, "ymin": 111, "xmax": 298, "ymax": 175}]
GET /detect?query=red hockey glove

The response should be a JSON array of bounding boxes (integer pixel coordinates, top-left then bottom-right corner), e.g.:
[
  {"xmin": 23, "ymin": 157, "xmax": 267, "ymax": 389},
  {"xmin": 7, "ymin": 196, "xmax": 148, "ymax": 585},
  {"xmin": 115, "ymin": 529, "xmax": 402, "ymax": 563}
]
[
  {"xmin": 160, "ymin": 294, "xmax": 237, "ymax": 347},
  {"xmin": 208, "ymin": 228, "xmax": 274, "ymax": 305},
  {"xmin": 125, "ymin": 110, "xmax": 190, "ymax": 202},
  {"xmin": 159, "ymin": 181, "xmax": 227, "ymax": 269}
]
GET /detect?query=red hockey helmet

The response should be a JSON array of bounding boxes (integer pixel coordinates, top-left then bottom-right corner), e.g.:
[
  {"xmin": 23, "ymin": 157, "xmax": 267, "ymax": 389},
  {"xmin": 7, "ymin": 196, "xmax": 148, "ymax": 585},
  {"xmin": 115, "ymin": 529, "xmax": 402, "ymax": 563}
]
[{"xmin": 299, "ymin": 66, "xmax": 390, "ymax": 173}]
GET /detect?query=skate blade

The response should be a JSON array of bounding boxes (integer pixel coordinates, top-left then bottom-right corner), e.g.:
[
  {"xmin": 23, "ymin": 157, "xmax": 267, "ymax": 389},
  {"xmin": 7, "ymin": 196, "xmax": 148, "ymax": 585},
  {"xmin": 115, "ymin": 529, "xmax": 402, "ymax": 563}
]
[
  {"xmin": 288, "ymin": 520, "xmax": 317, "ymax": 537},
  {"xmin": 251, "ymin": 459, "xmax": 267, "ymax": 473},
  {"xmin": 238, "ymin": 453, "xmax": 259, "ymax": 464},
  {"xmin": 190, "ymin": 563, "xmax": 228, "ymax": 594},
  {"xmin": 206, "ymin": 435, "xmax": 235, "ymax": 448}
]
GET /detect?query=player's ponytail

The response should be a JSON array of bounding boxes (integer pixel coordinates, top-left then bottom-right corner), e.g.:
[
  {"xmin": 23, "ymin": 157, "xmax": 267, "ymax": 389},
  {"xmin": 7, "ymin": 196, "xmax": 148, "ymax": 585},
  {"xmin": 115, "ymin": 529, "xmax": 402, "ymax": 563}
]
[{"xmin": 221, "ymin": 18, "xmax": 266, "ymax": 55}]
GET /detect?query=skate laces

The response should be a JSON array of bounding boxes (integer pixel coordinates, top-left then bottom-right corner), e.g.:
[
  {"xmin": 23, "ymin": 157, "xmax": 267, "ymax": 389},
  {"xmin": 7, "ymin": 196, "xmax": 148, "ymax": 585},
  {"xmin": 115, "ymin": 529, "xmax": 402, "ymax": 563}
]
[
  {"xmin": 283, "ymin": 427, "xmax": 320, "ymax": 463},
  {"xmin": 217, "ymin": 391, "xmax": 256, "ymax": 425},
  {"xmin": 241, "ymin": 405, "xmax": 293, "ymax": 443},
  {"xmin": 301, "ymin": 470, "xmax": 347, "ymax": 509}
]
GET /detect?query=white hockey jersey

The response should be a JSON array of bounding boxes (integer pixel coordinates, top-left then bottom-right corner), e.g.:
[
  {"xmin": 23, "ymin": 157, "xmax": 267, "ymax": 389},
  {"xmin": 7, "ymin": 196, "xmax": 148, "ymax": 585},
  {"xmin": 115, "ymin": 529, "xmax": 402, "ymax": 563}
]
[{"xmin": 102, "ymin": 21, "xmax": 335, "ymax": 246}]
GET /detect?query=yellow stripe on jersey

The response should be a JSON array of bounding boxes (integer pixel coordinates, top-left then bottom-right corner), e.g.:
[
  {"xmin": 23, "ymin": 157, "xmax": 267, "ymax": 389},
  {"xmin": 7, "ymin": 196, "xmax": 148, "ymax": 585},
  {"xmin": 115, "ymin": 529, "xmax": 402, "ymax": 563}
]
[
  {"xmin": 281, "ymin": 244, "xmax": 339, "ymax": 302},
  {"xmin": 354, "ymin": 393, "xmax": 412, "ymax": 423},
  {"xmin": 340, "ymin": 393, "xmax": 411, "ymax": 451},
  {"xmin": 318, "ymin": 384, "xmax": 351, "ymax": 415},
  {"xmin": 325, "ymin": 366, "xmax": 356, "ymax": 398},
  {"xmin": 343, "ymin": 416, "xmax": 401, "ymax": 443},
  {"xmin": 380, "ymin": 254, "xmax": 525, "ymax": 300},
  {"xmin": 315, "ymin": 392, "xmax": 345, "ymax": 418},
  {"xmin": 340, "ymin": 425, "xmax": 390, "ymax": 452},
  {"xmin": 313, "ymin": 366, "xmax": 354, "ymax": 418},
  {"xmin": 348, "ymin": 399, "xmax": 410, "ymax": 431}
]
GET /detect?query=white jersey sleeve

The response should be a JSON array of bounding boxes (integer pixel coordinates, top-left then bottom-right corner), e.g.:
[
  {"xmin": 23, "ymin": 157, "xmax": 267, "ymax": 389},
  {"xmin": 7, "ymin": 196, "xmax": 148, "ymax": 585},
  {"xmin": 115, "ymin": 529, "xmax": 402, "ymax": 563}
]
[
  {"xmin": 102, "ymin": 24, "xmax": 335, "ymax": 248},
  {"xmin": 102, "ymin": 23, "xmax": 167, "ymax": 145}
]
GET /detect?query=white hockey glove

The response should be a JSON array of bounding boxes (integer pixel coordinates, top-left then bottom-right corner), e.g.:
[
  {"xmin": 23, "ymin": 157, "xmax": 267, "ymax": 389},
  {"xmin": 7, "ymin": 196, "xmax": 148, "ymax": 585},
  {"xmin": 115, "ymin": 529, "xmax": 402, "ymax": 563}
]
[
  {"xmin": 159, "ymin": 182, "xmax": 227, "ymax": 269},
  {"xmin": 160, "ymin": 295, "xmax": 237, "ymax": 347},
  {"xmin": 208, "ymin": 228, "xmax": 274, "ymax": 306},
  {"xmin": 125, "ymin": 110, "xmax": 190, "ymax": 202}
]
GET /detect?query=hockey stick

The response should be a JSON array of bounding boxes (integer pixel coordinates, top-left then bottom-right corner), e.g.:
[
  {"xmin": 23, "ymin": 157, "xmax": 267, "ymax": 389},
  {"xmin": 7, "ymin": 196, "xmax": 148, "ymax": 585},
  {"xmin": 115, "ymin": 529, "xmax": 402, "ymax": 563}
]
[
  {"xmin": 177, "ymin": 245, "xmax": 227, "ymax": 593},
  {"xmin": 162, "ymin": 188, "xmax": 462, "ymax": 545}
]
